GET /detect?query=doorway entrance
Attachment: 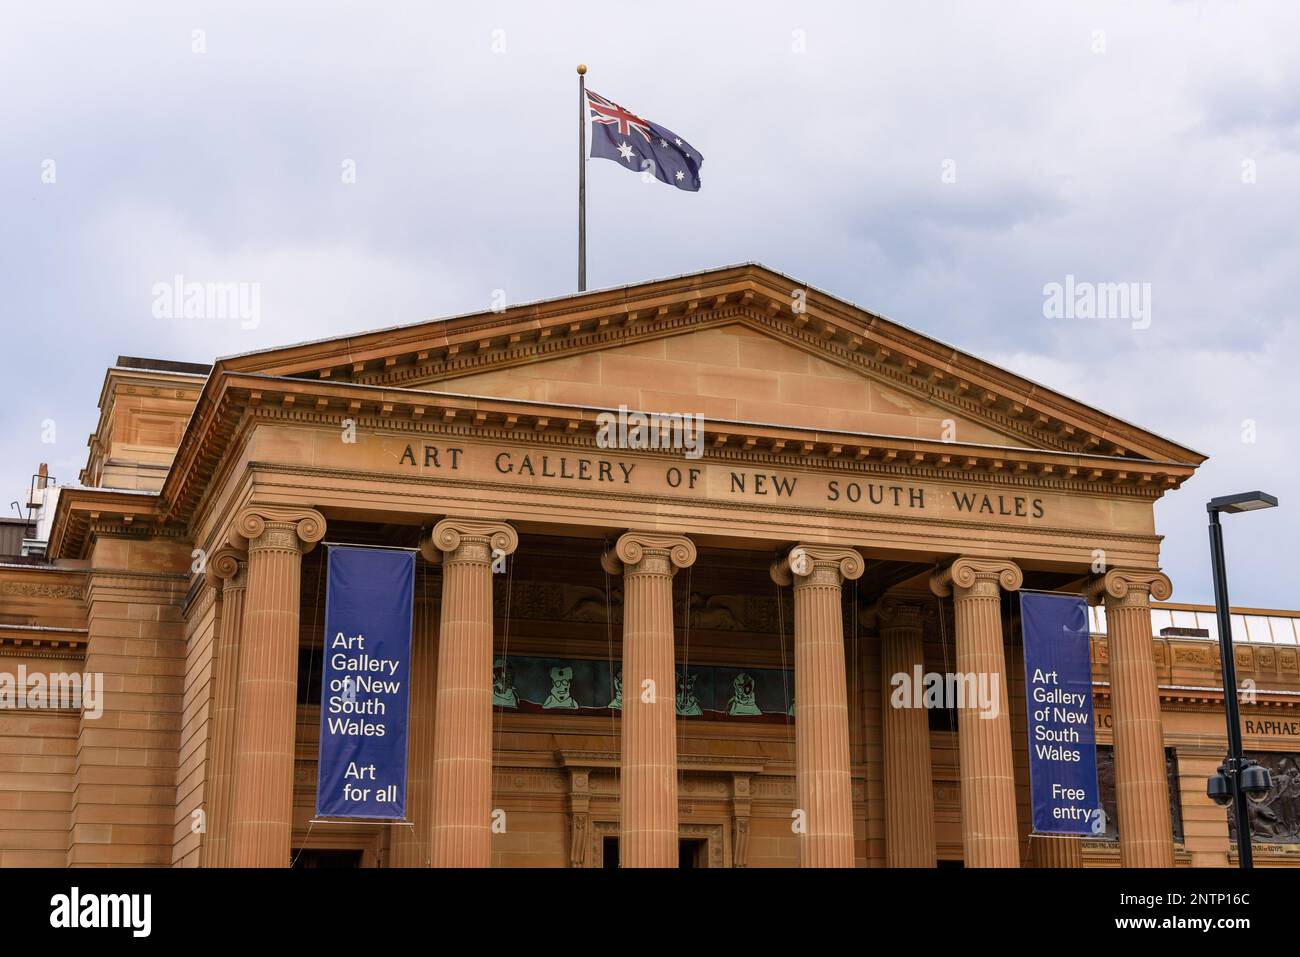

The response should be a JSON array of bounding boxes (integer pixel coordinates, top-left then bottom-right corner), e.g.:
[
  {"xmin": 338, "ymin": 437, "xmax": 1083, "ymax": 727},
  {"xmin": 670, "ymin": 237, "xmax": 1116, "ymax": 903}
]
[{"xmin": 679, "ymin": 838, "xmax": 707, "ymax": 868}]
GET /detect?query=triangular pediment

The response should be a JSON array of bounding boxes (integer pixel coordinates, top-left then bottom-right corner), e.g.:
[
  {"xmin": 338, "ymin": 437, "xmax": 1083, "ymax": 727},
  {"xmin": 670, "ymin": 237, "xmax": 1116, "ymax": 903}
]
[
  {"xmin": 211, "ymin": 263, "xmax": 1204, "ymax": 464},
  {"xmin": 425, "ymin": 322, "xmax": 1032, "ymax": 448}
]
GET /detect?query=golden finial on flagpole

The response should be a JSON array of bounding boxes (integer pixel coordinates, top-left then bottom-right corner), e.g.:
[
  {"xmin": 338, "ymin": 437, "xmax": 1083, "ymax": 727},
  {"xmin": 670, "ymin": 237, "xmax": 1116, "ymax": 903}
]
[{"xmin": 577, "ymin": 64, "xmax": 587, "ymax": 74}]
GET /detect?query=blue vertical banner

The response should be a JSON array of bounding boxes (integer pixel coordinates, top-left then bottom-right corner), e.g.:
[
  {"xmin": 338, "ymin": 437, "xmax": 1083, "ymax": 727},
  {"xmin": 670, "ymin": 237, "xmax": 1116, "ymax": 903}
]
[
  {"xmin": 1020, "ymin": 591, "xmax": 1102, "ymax": 836},
  {"xmin": 316, "ymin": 545, "xmax": 415, "ymax": 819}
]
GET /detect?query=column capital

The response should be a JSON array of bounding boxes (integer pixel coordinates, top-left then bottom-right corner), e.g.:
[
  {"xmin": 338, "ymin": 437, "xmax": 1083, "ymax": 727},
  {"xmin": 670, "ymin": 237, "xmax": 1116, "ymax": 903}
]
[
  {"xmin": 769, "ymin": 544, "xmax": 864, "ymax": 587},
  {"xmin": 427, "ymin": 518, "xmax": 518, "ymax": 563},
  {"xmin": 600, "ymin": 531, "xmax": 696, "ymax": 576},
  {"xmin": 203, "ymin": 545, "xmax": 247, "ymax": 590},
  {"xmin": 1083, "ymin": 568, "xmax": 1172, "ymax": 608},
  {"xmin": 231, "ymin": 506, "xmax": 326, "ymax": 554},
  {"xmin": 929, "ymin": 557, "xmax": 1022, "ymax": 598},
  {"xmin": 874, "ymin": 593, "xmax": 933, "ymax": 630}
]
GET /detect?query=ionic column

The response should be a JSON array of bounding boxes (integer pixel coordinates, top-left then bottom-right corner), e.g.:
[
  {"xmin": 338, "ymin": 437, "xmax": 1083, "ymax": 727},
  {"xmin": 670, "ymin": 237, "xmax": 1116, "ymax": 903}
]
[
  {"xmin": 771, "ymin": 544, "xmax": 863, "ymax": 868},
  {"xmin": 427, "ymin": 518, "xmax": 518, "ymax": 867},
  {"xmin": 228, "ymin": 507, "xmax": 326, "ymax": 868},
  {"xmin": 601, "ymin": 532, "xmax": 697, "ymax": 868},
  {"xmin": 204, "ymin": 547, "xmax": 247, "ymax": 868},
  {"xmin": 1085, "ymin": 568, "xmax": 1174, "ymax": 867},
  {"xmin": 1032, "ymin": 835, "xmax": 1083, "ymax": 868},
  {"xmin": 389, "ymin": 555, "xmax": 440, "ymax": 868},
  {"xmin": 930, "ymin": 557, "xmax": 1021, "ymax": 868},
  {"xmin": 876, "ymin": 595, "xmax": 937, "ymax": 867}
]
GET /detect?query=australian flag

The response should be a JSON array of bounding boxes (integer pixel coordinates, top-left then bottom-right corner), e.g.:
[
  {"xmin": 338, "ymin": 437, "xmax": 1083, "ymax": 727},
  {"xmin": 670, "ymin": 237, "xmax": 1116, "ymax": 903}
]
[{"xmin": 587, "ymin": 89, "xmax": 702, "ymax": 191}]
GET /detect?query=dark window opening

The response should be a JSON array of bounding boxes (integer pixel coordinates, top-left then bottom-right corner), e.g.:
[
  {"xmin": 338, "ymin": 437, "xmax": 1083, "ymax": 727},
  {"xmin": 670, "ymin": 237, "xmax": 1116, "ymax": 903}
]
[
  {"xmin": 602, "ymin": 836, "xmax": 619, "ymax": 868},
  {"xmin": 926, "ymin": 706, "xmax": 959, "ymax": 733},
  {"xmin": 678, "ymin": 838, "xmax": 707, "ymax": 868},
  {"xmin": 298, "ymin": 649, "xmax": 324, "ymax": 705}
]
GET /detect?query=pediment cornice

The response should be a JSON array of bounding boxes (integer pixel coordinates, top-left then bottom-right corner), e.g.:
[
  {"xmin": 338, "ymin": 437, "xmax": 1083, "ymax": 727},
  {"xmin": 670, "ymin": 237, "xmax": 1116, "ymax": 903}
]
[
  {"xmin": 214, "ymin": 265, "xmax": 1204, "ymax": 467},
  {"xmin": 45, "ymin": 486, "xmax": 186, "ymax": 561}
]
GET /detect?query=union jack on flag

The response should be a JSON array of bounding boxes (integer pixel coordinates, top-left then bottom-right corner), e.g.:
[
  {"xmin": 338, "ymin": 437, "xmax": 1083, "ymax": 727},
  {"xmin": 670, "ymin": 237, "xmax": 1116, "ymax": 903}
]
[{"xmin": 586, "ymin": 89, "xmax": 703, "ymax": 192}]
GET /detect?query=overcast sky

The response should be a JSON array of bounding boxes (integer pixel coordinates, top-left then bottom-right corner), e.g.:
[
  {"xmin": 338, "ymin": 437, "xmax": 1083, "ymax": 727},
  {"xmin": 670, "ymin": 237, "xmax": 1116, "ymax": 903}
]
[{"xmin": 3, "ymin": 1, "xmax": 1297, "ymax": 607}]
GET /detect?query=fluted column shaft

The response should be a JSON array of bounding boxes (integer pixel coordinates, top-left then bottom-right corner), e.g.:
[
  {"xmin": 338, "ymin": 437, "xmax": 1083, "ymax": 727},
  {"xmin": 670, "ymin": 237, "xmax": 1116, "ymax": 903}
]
[
  {"xmin": 602, "ymin": 532, "xmax": 697, "ymax": 868},
  {"xmin": 204, "ymin": 549, "xmax": 247, "ymax": 867},
  {"xmin": 931, "ymin": 557, "xmax": 1021, "ymax": 868},
  {"xmin": 1032, "ymin": 835, "xmax": 1083, "ymax": 867},
  {"xmin": 878, "ymin": 598, "xmax": 937, "ymax": 867},
  {"xmin": 228, "ymin": 508, "xmax": 324, "ymax": 867},
  {"xmin": 1087, "ymin": 569, "xmax": 1174, "ymax": 867},
  {"xmin": 428, "ymin": 519, "xmax": 518, "ymax": 867},
  {"xmin": 390, "ymin": 567, "xmax": 439, "ymax": 867},
  {"xmin": 773, "ymin": 544, "xmax": 863, "ymax": 867}
]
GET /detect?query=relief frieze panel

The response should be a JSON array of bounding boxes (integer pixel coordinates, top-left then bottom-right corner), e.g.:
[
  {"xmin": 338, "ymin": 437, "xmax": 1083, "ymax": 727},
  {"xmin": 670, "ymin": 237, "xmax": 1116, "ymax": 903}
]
[{"xmin": 491, "ymin": 653, "xmax": 795, "ymax": 722}]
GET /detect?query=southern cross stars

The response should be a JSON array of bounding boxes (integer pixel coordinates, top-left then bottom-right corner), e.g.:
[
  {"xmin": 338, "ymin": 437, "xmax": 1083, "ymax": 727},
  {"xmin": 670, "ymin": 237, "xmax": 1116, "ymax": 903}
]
[{"xmin": 585, "ymin": 88, "xmax": 701, "ymax": 191}]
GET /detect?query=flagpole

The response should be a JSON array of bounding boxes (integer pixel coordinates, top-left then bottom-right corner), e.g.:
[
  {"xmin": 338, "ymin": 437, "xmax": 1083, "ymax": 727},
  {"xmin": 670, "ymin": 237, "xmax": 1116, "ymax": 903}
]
[{"xmin": 577, "ymin": 63, "xmax": 587, "ymax": 292}]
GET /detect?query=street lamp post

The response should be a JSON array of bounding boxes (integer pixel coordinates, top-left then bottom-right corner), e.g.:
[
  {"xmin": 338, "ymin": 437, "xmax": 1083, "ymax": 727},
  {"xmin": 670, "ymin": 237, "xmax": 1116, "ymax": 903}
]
[{"xmin": 1204, "ymin": 491, "xmax": 1278, "ymax": 869}]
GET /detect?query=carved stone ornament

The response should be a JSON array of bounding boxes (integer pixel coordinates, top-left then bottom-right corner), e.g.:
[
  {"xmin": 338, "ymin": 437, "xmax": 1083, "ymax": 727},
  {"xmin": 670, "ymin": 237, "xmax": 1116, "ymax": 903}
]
[
  {"xmin": 929, "ymin": 557, "xmax": 1023, "ymax": 598},
  {"xmin": 1082, "ymin": 568, "xmax": 1173, "ymax": 608},
  {"xmin": 203, "ymin": 545, "xmax": 246, "ymax": 589},
  {"xmin": 768, "ymin": 544, "xmax": 864, "ymax": 587},
  {"xmin": 569, "ymin": 812, "xmax": 589, "ymax": 866},
  {"xmin": 428, "ymin": 518, "xmax": 518, "ymax": 562},
  {"xmin": 874, "ymin": 594, "xmax": 933, "ymax": 630},
  {"xmin": 600, "ymin": 532, "xmax": 697, "ymax": 576},
  {"xmin": 230, "ymin": 506, "xmax": 326, "ymax": 554}
]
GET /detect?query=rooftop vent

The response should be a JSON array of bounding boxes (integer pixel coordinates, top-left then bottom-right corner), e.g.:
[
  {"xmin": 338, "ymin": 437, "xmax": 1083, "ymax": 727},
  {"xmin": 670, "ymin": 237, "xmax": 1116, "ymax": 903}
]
[{"xmin": 115, "ymin": 356, "xmax": 212, "ymax": 376}]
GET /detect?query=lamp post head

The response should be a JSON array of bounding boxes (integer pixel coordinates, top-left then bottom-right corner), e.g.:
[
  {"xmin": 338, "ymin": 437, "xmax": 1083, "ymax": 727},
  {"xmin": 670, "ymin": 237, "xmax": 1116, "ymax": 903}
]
[{"xmin": 1208, "ymin": 491, "xmax": 1278, "ymax": 515}]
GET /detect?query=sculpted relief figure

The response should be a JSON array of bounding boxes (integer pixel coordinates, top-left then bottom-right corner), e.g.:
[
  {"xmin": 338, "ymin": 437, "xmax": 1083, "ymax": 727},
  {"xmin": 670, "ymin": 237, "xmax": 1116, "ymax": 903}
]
[
  {"xmin": 492, "ymin": 658, "xmax": 519, "ymax": 709},
  {"xmin": 676, "ymin": 671, "xmax": 703, "ymax": 716},
  {"xmin": 543, "ymin": 666, "xmax": 580, "ymax": 710},
  {"xmin": 1251, "ymin": 755, "xmax": 1300, "ymax": 842},
  {"xmin": 726, "ymin": 673, "xmax": 762, "ymax": 716},
  {"xmin": 688, "ymin": 592, "xmax": 745, "ymax": 631},
  {"xmin": 607, "ymin": 668, "xmax": 623, "ymax": 710},
  {"xmin": 564, "ymin": 586, "xmax": 605, "ymax": 622}
]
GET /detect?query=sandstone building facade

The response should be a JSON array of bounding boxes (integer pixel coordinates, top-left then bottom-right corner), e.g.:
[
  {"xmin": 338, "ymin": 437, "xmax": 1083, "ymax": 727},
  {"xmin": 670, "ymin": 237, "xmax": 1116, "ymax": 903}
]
[{"xmin": 2, "ymin": 264, "xmax": 1296, "ymax": 868}]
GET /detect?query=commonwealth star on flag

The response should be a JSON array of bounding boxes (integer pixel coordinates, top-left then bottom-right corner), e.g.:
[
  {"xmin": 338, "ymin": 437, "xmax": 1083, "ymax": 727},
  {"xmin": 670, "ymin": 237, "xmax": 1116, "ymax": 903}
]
[{"xmin": 585, "ymin": 88, "xmax": 703, "ymax": 192}]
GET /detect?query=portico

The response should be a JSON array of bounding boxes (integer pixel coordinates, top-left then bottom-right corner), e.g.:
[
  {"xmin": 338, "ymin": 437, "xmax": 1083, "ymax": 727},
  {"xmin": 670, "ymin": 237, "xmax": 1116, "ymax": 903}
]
[{"xmin": 28, "ymin": 264, "xmax": 1208, "ymax": 868}]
